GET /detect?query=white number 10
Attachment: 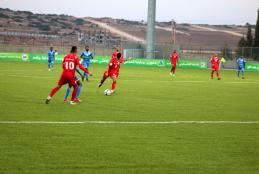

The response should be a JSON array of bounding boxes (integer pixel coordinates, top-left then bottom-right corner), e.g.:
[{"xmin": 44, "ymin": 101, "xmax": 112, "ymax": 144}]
[{"xmin": 65, "ymin": 62, "xmax": 74, "ymax": 70}]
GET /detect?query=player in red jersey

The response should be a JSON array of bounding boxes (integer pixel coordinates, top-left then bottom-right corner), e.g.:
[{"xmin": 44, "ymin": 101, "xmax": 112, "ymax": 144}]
[
  {"xmin": 98, "ymin": 51, "xmax": 125, "ymax": 94},
  {"xmin": 170, "ymin": 50, "xmax": 179, "ymax": 77},
  {"xmin": 210, "ymin": 54, "xmax": 221, "ymax": 80},
  {"xmin": 45, "ymin": 46, "xmax": 92, "ymax": 105}
]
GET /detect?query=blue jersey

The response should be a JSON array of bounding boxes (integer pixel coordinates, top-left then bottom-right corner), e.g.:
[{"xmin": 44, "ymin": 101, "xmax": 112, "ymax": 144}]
[
  {"xmin": 237, "ymin": 58, "xmax": 246, "ymax": 69},
  {"xmin": 48, "ymin": 50, "xmax": 55, "ymax": 61},
  {"xmin": 81, "ymin": 51, "xmax": 94, "ymax": 64}
]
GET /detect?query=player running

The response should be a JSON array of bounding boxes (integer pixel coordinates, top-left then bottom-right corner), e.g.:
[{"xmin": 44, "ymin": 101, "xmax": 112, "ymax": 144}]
[
  {"xmin": 48, "ymin": 47, "xmax": 55, "ymax": 71},
  {"xmin": 98, "ymin": 50, "xmax": 125, "ymax": 94},
  {"xmin": 210, "ymin": 54, "xmax": 221, "ymax": 80},
  {"xmin": 45, "ymin": 46, "xmax": 92, "ymax": 105},
  {"xmin": 80, "ymin": 45, "xmax": 94, "ymax": 81},
  {"xmin": 236, "ymin": 56, "xmax": 246, "ymax": 79},
  {"xmin": 170, "ymin": 50, "xmax": 179, "ymax": 77}
]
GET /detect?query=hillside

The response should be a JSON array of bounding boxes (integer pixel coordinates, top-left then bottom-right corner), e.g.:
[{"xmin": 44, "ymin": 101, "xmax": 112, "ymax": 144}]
[
  {"xmin": 0, "ymin": 8, "xmax": 251, "ymax": 50},
  {"xmin": 91, "ymin": 18, "xmax": 249, "ymax": 49}
]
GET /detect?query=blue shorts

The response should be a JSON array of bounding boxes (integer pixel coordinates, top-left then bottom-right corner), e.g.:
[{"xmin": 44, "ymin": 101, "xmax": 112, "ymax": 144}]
[
  {"xmin": 82, "ymin": 62, "xmax": 90, "ymax": 68},
  {"xmin": 238, "ymin": 66, "xmax": 244, "ymax": 71},
  {"xmin": 48, "ymin": 60, "xmax": 54, "ymax": 63}
]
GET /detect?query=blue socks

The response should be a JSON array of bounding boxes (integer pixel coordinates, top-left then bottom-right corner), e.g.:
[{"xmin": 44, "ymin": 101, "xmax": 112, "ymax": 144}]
[
  {"xmin": 84, "ymin": 72, "xmax": 89, "ymax": 80},
  {"xmin": 76, "ymin": 85, "xmax": 82, "ymax": 99},
  {"xmin": 237, "ymin": 71, "xmax": 245, "ymax": 78},
  {"xmin": 65, "ymin": 85, "xmax": 82, "ymax": 100},
  {"xmin": 48, "ymin": 62, "xmax": 54, "ymax": 70},
  {"xmin": 65, "ymin": 86, "xmax": 71, "ymax": 99}
]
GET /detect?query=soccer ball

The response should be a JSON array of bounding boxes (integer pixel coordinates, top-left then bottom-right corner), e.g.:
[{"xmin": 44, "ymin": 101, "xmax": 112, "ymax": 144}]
[{"xmin": 104, "ymin": 89, "xmax": 112, "ymax": 96}]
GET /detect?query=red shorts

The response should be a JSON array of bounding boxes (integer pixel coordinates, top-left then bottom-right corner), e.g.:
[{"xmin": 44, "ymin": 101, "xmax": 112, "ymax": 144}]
[
  {"xmin": 58, "ymin": 74, "xmax": 77, "ymax": 87},
  {"xmin": 109, "ymin": 72, "xmax": 118, "ymax": 78},
  {"xmin": 171, "ymin": 62, "xmax": 177, "ymax": 67},
  {"xmin": 211, "ymin": 66, "xmax": 219, "ymax": 71}
]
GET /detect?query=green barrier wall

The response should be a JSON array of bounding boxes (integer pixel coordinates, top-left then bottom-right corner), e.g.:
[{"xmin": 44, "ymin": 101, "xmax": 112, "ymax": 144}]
[
  {"xmin": 92, "ymin": 57, "xmax": 207, "ymax": 69},
  {"xmin": 1, "ymin": 52, "xmax": 259, "ymax": 71},
  {"xmin": 29, "ymin": 53, "xmax": 64, "ymax": 63},
  {"xmin": 0, "ymin": 52, "xmax": 29, "ymax": 61},
  {"xmin": 246, "ymin": 63, "xmax": 259, "ymax": 71}
]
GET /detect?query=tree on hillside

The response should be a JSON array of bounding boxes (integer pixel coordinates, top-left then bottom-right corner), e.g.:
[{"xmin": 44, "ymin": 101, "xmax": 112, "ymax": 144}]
[
  {"xmin": 238, "ymin": 23, "xmax": 254, "ymax": 47},
  {"xmin": 246, "ymin": 23, "xmax": 253, "ymax": 47},
  {"xmin": 253, "ymin": 8, "xmax": 259, "ymax": 60},
  {"xmin": 237, "ymin": 23, "xmax": 255, "ymax": 58},
  {"xmin": 254, "ymin": 8, "xmax": 259, "ymax": 47},
  {"xmin": 221, "ymin": 44, "xmax": 232, "ymax": 60},
  {"xmin": 238, "ymin": 36, "xmax": 246, "ymax": 47}
]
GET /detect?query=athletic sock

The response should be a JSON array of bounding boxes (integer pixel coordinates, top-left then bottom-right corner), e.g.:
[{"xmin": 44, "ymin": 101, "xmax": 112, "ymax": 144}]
[
  {"xmin": 71, "ymin": 86, "xmax": 78, "ymax": 101},
  {"xmin": 112, "ymin": 80, "xmax": 117, "ymax": 91},
  {"xmin": 216, "ymin": 72, "xmax": 219, "ymax": 78},
  {"xmin": 50, "ymin": 87, "xmax": 59, "ymax": 97},
  {"xmin": 84, "ymin": 72, "xmax": 89, "ymax": 80},
  {"xmin": 173, "ymin": 66, "xmax": 176, "ymax": 74},
  {"xmin": 76, "ymin": 85, "xmax": 82, "ymax": 99},
  {"xmin": 100, "ymin": 71, "xmax": 108, "ymax": 84},
  {"xmin": 65, "ymin": 86, "xmax": 71, "ymax": 99}
]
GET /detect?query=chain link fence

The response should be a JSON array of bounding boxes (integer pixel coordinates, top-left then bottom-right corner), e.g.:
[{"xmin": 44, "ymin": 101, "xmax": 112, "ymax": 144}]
[{"xmin": 1, "ymin": 42, "xmax": 259, "ymax": 66}]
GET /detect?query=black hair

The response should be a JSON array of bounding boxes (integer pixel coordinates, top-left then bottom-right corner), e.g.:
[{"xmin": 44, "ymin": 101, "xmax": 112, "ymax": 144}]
[
  {"xmin": 116, "ymin": 53, "xmax": 121, "ymax": 59},
  {"xmin": 70, "ymin": 46, "xmax": 77, "ymax": 53}
]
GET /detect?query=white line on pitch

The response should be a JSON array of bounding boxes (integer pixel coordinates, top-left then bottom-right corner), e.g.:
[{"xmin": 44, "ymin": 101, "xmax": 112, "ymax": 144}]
[
  {"xmin": 172, "ymin": 81, "xmax": 206, "ymax": 83},
  {"xmin": 226, "ymin": 81, "xmax": 259, "ymax": 84},
  {"xmin": 0, "ymin": 121, "xmax": 259, "ymax": 124},
  {"xmin": 0, "ymin": 69, "xmax": 26, "ymax": 71}
]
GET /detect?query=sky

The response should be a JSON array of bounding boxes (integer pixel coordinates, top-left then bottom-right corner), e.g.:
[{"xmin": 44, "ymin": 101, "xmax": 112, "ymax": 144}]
[{"xmin": 1, "ymin": 0, "xmax": 258, "ymax": 25}]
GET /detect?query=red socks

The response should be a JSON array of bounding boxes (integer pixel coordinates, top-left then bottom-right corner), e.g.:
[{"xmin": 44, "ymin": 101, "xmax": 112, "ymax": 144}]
[
  {"xmin": 211, "ymin": 71, "xmax": 214, "ymax": 79},
  {"xmin": 112, "ymin": 80, "xmax": 117, "ymax": 91},
  {"xmin": 71, "ymin": 86, "xmax": 78, "ymax": 101},
  {"xmin": 50, "ymin": 87, "xmax": 60, "ymax": 97},
  {"xmin": 211, "ymin": 71, "xmax": 220, "ymax": 79},
  {"xmin": 171, "ymin": 66, "xmax": 176, "ymax": 74},
  {"xmin": 101, "ymin": 71, "xmax": 108, "ymax": 84}
]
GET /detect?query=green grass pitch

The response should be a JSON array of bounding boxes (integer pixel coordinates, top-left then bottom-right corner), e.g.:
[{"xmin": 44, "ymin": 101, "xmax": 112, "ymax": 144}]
[{"xmin": 0, "ymin": 61, "xmax": 259, "ymax": 173}]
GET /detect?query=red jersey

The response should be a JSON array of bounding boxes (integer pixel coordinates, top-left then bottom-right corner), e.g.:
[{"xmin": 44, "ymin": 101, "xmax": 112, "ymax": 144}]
[
  {"xmin": 62, "ymin": 53, "xmax": 88, "ymax": 78},
  {"xmin": 210, "ymin": 56, "xmax": 220, "ymax": 67},
  {"xmin": 108, "ymin": 57, "xmax": 125, "ymax": 75},
  {"xmin": 170, "ymin": 53, "xmax": 179, "ymax": 64}
]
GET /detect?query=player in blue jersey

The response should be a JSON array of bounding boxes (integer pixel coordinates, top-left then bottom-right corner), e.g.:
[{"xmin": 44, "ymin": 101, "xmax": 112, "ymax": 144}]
[
  {"xmin": 80, "ymin": 45, "xmax": 94, "ymax": 81},
  {"xmin": 64, "ymin": 69, "xmax": 84, "ymax": 103},
  {"xmin": 48, "ymin": 47, "xmax": 55, "ymax": 71},
  {"xmin": 236, "ymin": 56, "xmax": 246, "ymax": 79}
]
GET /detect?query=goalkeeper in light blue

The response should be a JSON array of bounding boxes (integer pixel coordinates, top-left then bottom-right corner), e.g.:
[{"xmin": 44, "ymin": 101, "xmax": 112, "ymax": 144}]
[
  {"xmin": 236, "ymin": 56, "xmax": 246, "ymax": 79},
  {"xmin": 80, "ymin": 45, "xmax": 94, "ymax": 81}
]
